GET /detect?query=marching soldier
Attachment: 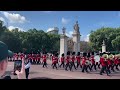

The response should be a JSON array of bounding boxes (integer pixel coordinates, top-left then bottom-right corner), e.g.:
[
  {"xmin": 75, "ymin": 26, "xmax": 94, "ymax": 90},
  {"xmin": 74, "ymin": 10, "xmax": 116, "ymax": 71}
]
[
  {"xmin": 76, "ymin": 52, "xmax": 82, "ymax": 69},
  {"xmin": 42, "ymin": 52, "xmax": 47, "ymax": 68},
  {"xmin": 70, "ymin": 52, "xmax": 77, "ymax": 70},
  {"xmin": 90, "ymin": 55, "xmax": 96, "ymax": 71},
  {"xmin": 65, "ymin": 51, "xmax": 71, "ymax": 71},
  {"xmin": 100, "ymin": 54, "xmax": 110, "ymax": 76},
  {"xmin": 114, "ymin": 55, "xmax": 119, "ymax": 71},
  {"xmin": 81, "ymin": 53, "xmax": 89, "ymax": 73},
  {"xmin": 52, "ymin": 53, "xmax": 58, "ymax": 69},
  {"xmin": 59, "ymin": 53, "xmax": 65, "ymax": 68}
]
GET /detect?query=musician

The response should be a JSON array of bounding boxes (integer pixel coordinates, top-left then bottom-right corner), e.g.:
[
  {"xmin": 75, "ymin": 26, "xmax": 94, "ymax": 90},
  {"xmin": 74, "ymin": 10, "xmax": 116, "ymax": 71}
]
[
  {"xmin": 100, "ymin": 55, "xmax": 110, "ymax": 76},
  {"xmin": 90, "ymin": 55, "xmax": 96, "ymax": 71},
  {"xmin": 59, "ymin": 53, "xmax": 65, "ymax": 68},
  {"xmin": 70, "ymin": 52, "xmax": 77, "ymax": 70},
  {"xmin": 114, "ymin": 55, "xmax": 119, "ymax": 71},
  {"xmin": 107, "ymin": 55, "xmax": 115, "ymax": 72},
  {"xmin": 65, "ymin": 51, "xmax": 71, "ymax": 71},
  {"xmin": 42, "ymin": 52, "xmax": 47, "ymax": 68},
  {"xmin": 76, "ymin": 52, "xmax": 81, "ymax": 69}
]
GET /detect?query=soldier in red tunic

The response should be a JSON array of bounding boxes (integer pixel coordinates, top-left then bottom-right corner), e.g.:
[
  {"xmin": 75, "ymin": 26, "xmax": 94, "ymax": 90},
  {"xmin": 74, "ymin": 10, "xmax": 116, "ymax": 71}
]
[
  {"xmin": 70, "ymin": 52, "xmax": 77, "ymax": 70},
  {"xmin": 81, "ymin": 56, "xmax": 89, "ymax": 73},
  {"xmin": 42, "ymin": 52, "xmax": 47, "ymax": 68},
  {"xmin": 59, "ymin": 53, "xmax": 65, "ymax": 68},
  {"xmin": 114, "ymin": 55, "xmax": 119, "ymax": 71},
  {"xmin": 76, "ymin": 52, "xmax": 82, "ymax": 69},
  {"xmin": 65, "ymin": 51, "xmax": 71, "ymax": 71},
  {"xmin": 100, "ymin": 55, "xmax": 110, "ymax": 76},
  {"xmin": 52, "ymin": 53, "xmax": 58, "ymax": 69},
  {"xmin": 90, "ymin": 55, "xmax": 96, "ymax": 71}
]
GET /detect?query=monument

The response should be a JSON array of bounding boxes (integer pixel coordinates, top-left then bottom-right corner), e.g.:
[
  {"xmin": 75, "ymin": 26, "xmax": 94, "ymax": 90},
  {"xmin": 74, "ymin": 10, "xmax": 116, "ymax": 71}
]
[
  {"xmin": 72, "ymin": 21, "xmax": 80, "ymax": 54},
  {"xmin": 60, "ymin": 21, "xmax": 81, "ymax": 57},
  {"xmin": 60, "ymin": 27, "xmax": 68, "ymax": 57},
  {"xmin": 102, "ymin": 40, "xmax": 106, "ymax": 53}
]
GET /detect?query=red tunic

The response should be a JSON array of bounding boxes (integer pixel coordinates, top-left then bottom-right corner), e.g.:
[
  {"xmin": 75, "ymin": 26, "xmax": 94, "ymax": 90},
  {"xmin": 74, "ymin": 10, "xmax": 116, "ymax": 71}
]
[
  {"xmin": 42, "ymin": 55, "xmax": 46, "ymax": 62},
  {"xmin": 61, "ymin": 57, "xmax": 65, "ymax": 62},
  {"xmin": 53, "ymin": 57, "xmax": 57, "ymax": 64},
  {"xmin": 37, "ymin": 57, "xmax": 40, "ymax": 61},
  {"xmin": 107, "ymin": 59, "xmax": 112, "ymax": 65},
  {"xmin": 66, "ymin": 56, "xmax": 70, "ymax": 63},
  {"xmin": 76, "ymin": 56, "xmax": 80, "ymax": 63},
  {"xmin": 101, "ymin": 58, "xmax": 107, "ymax": 66},
  {"xmin": 82, "ymin": 57, "xmax": 86, "ymax": 65},
  {"xmin": 71, "ymin": 56, "xmax": 75, "ymax": 62},
  {"xmin": 32, "ymin": 57, "xmax": 36, "ymax": 61},
  {"xmin": 91, "ymin": 57, "xmax": 95, "ymax": 64}
]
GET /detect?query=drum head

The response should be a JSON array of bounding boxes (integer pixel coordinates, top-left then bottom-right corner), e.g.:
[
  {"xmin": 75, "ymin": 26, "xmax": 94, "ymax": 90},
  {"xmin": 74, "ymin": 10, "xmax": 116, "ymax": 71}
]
[{"xmin": 94, "ymin": 55, "xmax": 100, "ymax": 62}]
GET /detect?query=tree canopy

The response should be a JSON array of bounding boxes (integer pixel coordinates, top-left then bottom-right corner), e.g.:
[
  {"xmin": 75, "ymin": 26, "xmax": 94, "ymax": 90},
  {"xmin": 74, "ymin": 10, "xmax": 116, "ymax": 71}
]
[
  {"xmin": 89, "ymin": 27, "xmax": 120, "ymax": 52},
  {"xmin": 0, "ymin": 20, "xmax": 60, "ymax": 53}
]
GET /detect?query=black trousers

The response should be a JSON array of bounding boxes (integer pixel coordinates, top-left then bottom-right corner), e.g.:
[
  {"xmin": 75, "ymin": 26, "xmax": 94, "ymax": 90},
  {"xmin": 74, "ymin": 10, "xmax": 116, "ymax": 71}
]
[
  {"xmin": 53, "ymin": 63, "xmax": 57, "ymax": 69},
  {"xmin": 59, "ymin": 62, "xmax": 65, "ymax": 68},
  {"xmin": 96, "ymin": 62, "xmax": 101, "ymax": 69},
  {"xmin": 71, "ymin": 62, "xmax": 77, "ymax": 70},
  {"xmin": 91, "ymin": 63, "xmax": 96, "ymax": 70},
  {"xmin": 82, "ymin": 65, "xmax": 88, "ymax": 72},
  {"xmin": 65, "ymin": 63, "xmax": 71, "ymax": 71},
  {"xmin": 25, "ymin": 68, "xmax": 30, "ymax": 79},
  {"xmin": 100, "ymin": 66, "xmax": 109, "ymax": 75},
  {"xmin": 87, "ymin": 64, "xmax": 92, "ymax": 71},
  {"xmin": 77, "ymin": 61, "xmax": 82, "ymax": 68},
  {"xmin": 108, "ymin": 65, "xmax": 115, "ymax": 72},
  {"xmin": 115, "ymin": 64, "xmax": 119, "ymax": 70},
  {"xmin": 43, "ymin": 62, "xmax": 47, "ymax": 68}
]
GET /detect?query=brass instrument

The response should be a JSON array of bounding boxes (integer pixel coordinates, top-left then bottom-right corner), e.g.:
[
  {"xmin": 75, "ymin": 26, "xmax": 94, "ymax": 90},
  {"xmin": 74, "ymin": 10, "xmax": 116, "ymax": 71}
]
[
  {"xmin": 108, "ymin": 54, "xmax": 114, "ymax": 60},
  {"xmin": 102, "ymin": 54, "xmax": 108, "ymax": 61}
]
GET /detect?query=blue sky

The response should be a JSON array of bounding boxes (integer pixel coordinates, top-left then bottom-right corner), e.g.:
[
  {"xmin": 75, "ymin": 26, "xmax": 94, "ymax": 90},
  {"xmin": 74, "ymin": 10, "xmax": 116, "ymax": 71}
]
[{"xmin": 0, "ymin": 11, "xmax": 120, "ymax": 41}]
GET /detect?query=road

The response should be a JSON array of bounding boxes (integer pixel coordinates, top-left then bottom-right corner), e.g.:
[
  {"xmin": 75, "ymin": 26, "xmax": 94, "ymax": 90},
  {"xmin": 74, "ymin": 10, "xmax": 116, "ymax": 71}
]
[{"xmin": 5, "ymin": 61, "xmax": 120, "ymax": 79}]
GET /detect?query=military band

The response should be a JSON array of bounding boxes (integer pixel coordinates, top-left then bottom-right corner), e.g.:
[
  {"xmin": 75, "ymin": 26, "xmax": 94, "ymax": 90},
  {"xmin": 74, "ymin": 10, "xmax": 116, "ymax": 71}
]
[{"xmin": 9, "ymin": 51, "xmax": 120, "ymax": 76}]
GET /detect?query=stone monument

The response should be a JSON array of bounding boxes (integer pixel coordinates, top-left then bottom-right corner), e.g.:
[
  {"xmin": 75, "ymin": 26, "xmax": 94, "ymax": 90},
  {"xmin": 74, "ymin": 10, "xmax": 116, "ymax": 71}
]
[
  {"xmin": 60, "ymin": 27, "xmax": 68, "ymax": 57},
  {"xmin": 72, "ymin": 21, "xmax": 80, "ymax": 54},
  {"xmin": 102, "ymin": 40, "xmax": 106, "ymax": 53}
]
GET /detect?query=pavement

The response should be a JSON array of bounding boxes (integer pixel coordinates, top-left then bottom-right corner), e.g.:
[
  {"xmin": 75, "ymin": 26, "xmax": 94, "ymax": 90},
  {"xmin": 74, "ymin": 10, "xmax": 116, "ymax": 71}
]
[{"xmin": 5, "ymin": 60, "xmax": 120, "ymax": 79}]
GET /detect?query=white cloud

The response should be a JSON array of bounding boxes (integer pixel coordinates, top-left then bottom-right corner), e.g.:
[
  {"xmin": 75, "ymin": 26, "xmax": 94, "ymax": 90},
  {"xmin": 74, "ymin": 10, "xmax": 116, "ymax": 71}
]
[
  {"xmin": 1, "ymin": 12, "xmax": 27, "ymax": 23},
  {"xmin": 8, "ymin": 26, "xmax": 24, "ymax": 31},
  {"xmin": 81, "ymin": 34, "xmax": 90, "ymax": 42},
  {"xmin": 47, "ymin": 28, "xmax": 54, "ymax": 32},
  {"xmin": 0, "ymin": 17, "xmax": 5, "ymax": 23},
  {"xmin": 84, "ymin": 34, "xmax": 90, "ymax": 42},
  {"xmin": 66, "ymin": 31, "xmax": 73, "ymax": 37},
  {"xmin": 62, "ymin": 17, "xmax": 70, "ymax": 24}
]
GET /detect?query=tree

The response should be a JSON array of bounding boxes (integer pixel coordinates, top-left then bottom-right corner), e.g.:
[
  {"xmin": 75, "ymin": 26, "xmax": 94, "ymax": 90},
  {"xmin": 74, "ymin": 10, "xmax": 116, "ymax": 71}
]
[
  {"xmin": 112, "ymin": 36, "xmax": 120, "ymax": 51},
  {"xmin": 89, "ymin": 27, "xmax": 120, "ymax": 52}
]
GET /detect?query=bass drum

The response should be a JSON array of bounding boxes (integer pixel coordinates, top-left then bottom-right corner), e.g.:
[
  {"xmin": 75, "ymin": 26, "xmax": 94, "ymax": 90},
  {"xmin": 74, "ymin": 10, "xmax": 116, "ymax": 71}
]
[{"xmin": 94, "ymin": 55, "xmax": 100, "ymax": 62}]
